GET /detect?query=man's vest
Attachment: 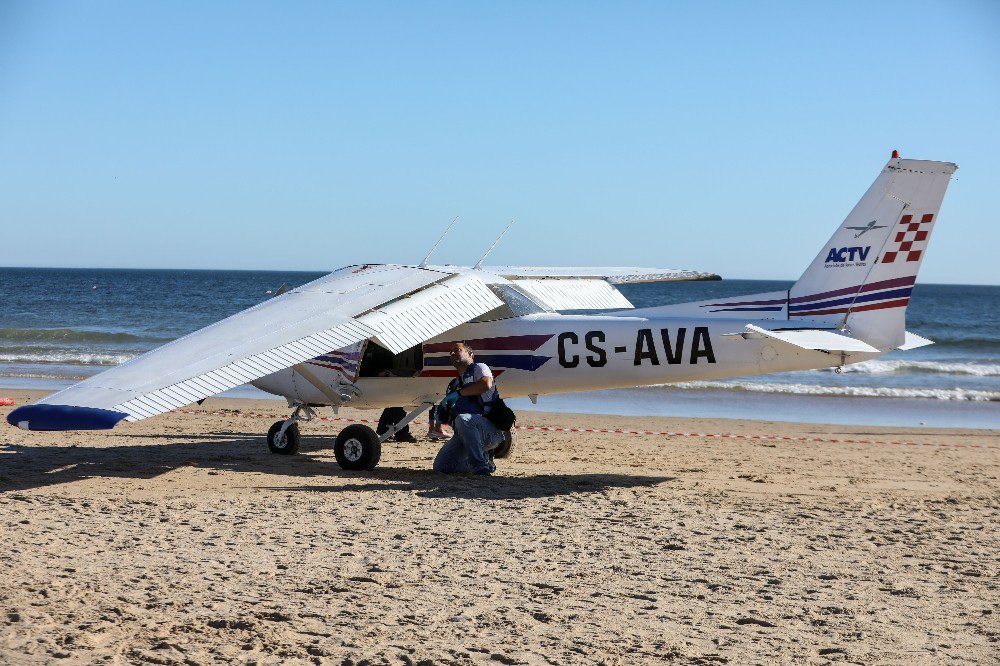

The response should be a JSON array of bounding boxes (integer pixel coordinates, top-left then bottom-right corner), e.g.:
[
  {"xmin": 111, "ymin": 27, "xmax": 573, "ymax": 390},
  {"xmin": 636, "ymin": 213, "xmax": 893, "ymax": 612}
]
[{"xmin": 454, "ymin": 363, "xmax": 496, "ymax": 416}]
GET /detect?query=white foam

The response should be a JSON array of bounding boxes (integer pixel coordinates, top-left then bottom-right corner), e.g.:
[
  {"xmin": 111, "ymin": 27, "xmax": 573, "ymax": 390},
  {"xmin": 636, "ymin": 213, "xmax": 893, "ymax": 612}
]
[
  {"xmin": 0, "ymin": 352, "xmax": 135, "ymax": 366},
  {"xmin": 0, "ymin": 370, "xmax": 90, "ymax": 380},
  {"xmin": 834, "ymin": 359, "xmax": 1000, "ymax": 377},
  {"xmin": 666, "ymin": 380, "xmax": 1000, "ymax": 402}
]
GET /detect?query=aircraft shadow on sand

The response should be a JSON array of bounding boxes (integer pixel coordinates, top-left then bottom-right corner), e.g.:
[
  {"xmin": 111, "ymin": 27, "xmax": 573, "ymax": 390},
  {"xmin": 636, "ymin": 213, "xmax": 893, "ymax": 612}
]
[{"xmin": 0, "ymin": 435, "xmax": 675, "ymax": 499}]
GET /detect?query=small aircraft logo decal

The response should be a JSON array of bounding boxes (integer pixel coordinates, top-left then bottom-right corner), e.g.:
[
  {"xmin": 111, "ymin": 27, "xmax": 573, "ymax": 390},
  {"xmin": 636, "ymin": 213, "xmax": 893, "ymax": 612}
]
[{"xmin": 846, "ymin": 220, "xmax": 886, "ymax": 238}]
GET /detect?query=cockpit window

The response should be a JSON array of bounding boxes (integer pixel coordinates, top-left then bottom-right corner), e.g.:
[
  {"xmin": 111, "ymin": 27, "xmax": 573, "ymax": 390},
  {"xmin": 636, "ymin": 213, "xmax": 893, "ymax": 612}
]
[{"xmin": 472, "ymin": 284, "xmax": 551, "ymax": 322}]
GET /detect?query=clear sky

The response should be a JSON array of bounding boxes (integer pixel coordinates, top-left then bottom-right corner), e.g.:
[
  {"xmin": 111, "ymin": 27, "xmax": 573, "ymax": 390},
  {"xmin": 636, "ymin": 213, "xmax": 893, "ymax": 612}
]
[{"xmin": 1, "ymin": 1, "xmax": 998, "ymax": 284}]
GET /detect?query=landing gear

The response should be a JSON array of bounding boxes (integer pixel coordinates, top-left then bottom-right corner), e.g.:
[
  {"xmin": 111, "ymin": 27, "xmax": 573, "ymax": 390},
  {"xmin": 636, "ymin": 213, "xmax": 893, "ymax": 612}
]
[
  {"xmin": 331, "ymin": 402, "xmax": 432, "ymax": 471},
  {"xmin": 334, "ymin": 424, "xmax": 382, "ymax": 470},
  {"xmin": 266, "ymin": 404, "xmax": 315, "ymax": 455},
  {"xmin": 266, "ymin": 401, "xmax": 435, "ymax": 472},
  {"xmin": 267, "ymin": 420, "xmax": 300, "ymax": 455}
]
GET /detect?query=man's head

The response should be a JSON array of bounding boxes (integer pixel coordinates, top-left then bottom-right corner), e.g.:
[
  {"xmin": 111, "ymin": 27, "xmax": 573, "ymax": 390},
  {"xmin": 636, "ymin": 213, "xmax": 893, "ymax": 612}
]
[{"xmin": 449, "ymin": 342, "xmax": 474, "ymax": 370}]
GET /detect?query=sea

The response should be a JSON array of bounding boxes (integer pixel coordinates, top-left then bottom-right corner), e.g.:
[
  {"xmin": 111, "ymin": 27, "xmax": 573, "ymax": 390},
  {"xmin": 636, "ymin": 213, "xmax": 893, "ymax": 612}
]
[{"xmin": 0, "ymin": 268, "xmax": 997, "ymax": 429}]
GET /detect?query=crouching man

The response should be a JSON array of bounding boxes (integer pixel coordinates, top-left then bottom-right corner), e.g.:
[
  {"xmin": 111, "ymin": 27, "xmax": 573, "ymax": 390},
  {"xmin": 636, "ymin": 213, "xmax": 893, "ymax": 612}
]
[{"xmin": 432, "ymin": 342, "xmax": 505, "ymax": 476}]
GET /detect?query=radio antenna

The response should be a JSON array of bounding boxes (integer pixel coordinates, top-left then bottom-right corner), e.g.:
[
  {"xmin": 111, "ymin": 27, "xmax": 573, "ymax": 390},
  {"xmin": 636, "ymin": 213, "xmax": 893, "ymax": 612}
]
[
  {"xmin": 419, "ymin": 216, "xmax": 459, "ymax": 267},
  {"xmin": 474, "ymin": 219, "xmax": 515, "ymax": 269}
]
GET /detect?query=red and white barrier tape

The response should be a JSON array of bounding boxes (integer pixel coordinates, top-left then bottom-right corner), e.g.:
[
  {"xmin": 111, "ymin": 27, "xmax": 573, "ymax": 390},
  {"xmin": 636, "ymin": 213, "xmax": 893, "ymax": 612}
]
[{"xmin": 170, "ymin": 408, "xmax": 998, "ymax": 451}]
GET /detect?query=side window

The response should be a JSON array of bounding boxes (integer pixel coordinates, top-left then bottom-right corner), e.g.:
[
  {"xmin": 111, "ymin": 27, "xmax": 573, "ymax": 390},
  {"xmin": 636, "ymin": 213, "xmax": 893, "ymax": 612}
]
[{"xmin": 472, "ymin": 284, "xmax": 550, "ymax": 322}]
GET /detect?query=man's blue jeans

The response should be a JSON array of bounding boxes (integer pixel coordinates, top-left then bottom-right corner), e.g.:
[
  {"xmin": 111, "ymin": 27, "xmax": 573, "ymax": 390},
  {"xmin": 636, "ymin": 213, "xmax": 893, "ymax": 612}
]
[{"xmin": 432, "ymin": 412, "xmax": 505, "ymax": 474}]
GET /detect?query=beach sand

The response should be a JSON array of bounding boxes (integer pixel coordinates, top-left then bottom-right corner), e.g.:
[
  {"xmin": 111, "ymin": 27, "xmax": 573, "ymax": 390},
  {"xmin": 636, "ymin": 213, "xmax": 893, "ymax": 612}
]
[{"xmin": 1, "ymin": 388, "xmax": 997, "ymax": 664}]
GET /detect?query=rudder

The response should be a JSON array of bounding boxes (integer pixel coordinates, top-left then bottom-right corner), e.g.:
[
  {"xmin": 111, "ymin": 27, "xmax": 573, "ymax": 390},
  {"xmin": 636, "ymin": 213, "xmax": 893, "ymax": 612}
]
[{"xmin": 789, "ymin": 154, "xmax": 957, "ymax": 350}]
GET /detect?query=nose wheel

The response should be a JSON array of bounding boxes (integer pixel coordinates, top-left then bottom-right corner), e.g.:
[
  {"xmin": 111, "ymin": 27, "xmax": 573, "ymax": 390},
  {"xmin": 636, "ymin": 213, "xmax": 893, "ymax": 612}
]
[
  {"xmin": 266, "ymin": 403, "xmax": 314, "ymax": 455},
  {"xmin": 267, "ymin": 420, "xmax": 301, "ymax": 455}
]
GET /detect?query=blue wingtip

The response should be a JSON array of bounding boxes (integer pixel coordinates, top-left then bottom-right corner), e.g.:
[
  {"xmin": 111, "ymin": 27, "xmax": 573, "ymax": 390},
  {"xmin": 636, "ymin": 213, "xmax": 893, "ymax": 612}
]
[{"xmin": 6, "ymin": 405, "xmax": 129, "ymax": 431}]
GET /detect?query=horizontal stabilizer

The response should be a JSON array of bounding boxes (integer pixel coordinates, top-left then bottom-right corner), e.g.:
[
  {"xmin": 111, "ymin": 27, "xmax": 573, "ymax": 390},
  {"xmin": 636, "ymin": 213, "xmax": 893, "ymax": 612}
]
[
  {"xmin": 897, "ymin": 331, "xmax": 934, "ymax": 350},
  {"xmin": 743, "ymin": 324, "xmax": 879, "ymax": 353}
]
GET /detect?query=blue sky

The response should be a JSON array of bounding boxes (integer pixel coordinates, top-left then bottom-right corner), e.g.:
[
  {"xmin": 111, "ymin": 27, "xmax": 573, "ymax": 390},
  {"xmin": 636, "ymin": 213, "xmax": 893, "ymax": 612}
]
[{"xmin": 1, "ymin": 1, "xmax": 998, "ymax": 284}]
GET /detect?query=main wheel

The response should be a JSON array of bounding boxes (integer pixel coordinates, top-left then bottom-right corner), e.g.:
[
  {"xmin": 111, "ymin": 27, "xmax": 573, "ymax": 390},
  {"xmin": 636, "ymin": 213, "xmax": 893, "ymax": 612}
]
[
  {"xmin": 267, "ymin": 420, "xmax": 300, "ymax": 455},
  {"xmin": 334, "ymin": 424, "xmax": 382, "ymax": 471},
  {"xmin": 493, "ymin": 429, "xmax": 516, "ymax": 460}
]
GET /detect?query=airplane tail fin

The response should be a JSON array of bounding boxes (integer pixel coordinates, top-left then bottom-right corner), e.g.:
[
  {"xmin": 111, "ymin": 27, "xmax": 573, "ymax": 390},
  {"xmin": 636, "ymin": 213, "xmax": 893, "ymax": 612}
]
[{"xmin": 789, "ymin": 154, "xmax": 957, "ymax": 350}]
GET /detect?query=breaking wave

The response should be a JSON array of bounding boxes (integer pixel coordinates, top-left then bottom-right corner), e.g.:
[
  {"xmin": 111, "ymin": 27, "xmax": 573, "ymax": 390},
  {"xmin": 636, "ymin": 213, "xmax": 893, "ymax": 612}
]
[
  {"xmin": 665, "ymin": 380, "xmax": 1000, "ymax": 402},
  {"xmin": 830, "ymin": 359, "xmax": 1000, "ymax": 377},
  {"xmin": 0, "ymin": 370, "xmax": 90, "ymax": 380},
  {"xmin": 0, "ymin": 352, "xmax": 135, "ymax": 366}
]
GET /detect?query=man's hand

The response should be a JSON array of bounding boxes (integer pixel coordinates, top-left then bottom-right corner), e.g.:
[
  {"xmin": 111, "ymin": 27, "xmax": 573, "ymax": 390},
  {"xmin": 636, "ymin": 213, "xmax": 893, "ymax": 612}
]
[{"xmin": 440, "ymin": 391, "xmax": 460, "ymax": 410}]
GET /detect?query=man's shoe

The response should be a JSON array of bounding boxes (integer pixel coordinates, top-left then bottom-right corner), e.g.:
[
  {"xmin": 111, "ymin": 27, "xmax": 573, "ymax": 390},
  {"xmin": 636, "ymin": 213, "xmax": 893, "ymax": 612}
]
[
  {"xmin": 394, "ymin": 433, "xmax": 418, "ymax": 443},
  {"xmin": 474, "ymin": 468, "xmax": 492, "ymax": 476}
]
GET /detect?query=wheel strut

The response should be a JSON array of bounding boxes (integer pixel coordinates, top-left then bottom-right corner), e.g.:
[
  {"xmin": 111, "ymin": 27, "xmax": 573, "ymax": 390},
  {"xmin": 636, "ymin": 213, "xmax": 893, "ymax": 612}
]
[
  {"xmin": 277, "ymin": 403, "xmax": 315, "ymax": 440},
  {"xmin": 378, "ymin": 402, "xmax": 435, "ymax": 443}
]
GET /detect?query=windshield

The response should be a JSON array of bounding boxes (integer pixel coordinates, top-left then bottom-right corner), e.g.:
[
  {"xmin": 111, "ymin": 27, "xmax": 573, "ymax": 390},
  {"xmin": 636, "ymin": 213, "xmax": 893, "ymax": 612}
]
[{"xmin": 472, "ymin": 283, "xmax": 551, "ymax": 322}]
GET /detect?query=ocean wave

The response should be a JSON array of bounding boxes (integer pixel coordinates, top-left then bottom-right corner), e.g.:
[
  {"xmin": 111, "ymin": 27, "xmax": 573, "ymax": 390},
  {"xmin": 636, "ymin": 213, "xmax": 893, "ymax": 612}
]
[
  {"xmin": 0, "ymin": 327, "xmax": 170, "ymax": 344},
  {"xmin": 0, "ymin": 352, "xmax": 135, "ymax": 366},
  {"xmin": 830, "ymin": 359, "xmax": 1000, "ymax": 377},
  {"xmin": 0, "ymin": 370, "xmax": 90, "ymax": 380},
  {"xmin": 663, "ymin": 380, "xmax": 1000, "ymax": 402}
]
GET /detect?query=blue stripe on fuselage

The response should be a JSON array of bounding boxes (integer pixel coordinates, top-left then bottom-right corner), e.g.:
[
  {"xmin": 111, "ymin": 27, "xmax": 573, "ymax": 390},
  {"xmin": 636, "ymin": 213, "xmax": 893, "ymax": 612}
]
[
  {"xmin": 423, "ymin": 354, "xmax": 551, "ymax": 371},
  {"xmin": 787, "ymin": 287, "xmax": 913, "ymax": 313}
]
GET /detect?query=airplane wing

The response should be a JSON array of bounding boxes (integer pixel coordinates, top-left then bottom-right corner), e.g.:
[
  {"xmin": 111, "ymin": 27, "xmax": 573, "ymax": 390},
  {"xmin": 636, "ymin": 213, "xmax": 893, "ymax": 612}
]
[
  {"xmin": 485, "ymin": 266, "xmax": 720, "ymax": 283},
  {"xmin": 507, "ymin": 278, "xmax": 634, "ymax": 310},
  {"xmin": 472, "ymin": 266, "xmax": 720, "ymax": 311},
  {"xmin": 8, "ymin": 264, "xmax": 503, "ymax": 431}
]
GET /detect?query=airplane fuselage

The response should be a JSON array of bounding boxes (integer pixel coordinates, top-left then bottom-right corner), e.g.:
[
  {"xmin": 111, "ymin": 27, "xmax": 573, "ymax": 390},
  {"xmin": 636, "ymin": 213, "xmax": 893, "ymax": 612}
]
[{"xmin": 251, "ymin": 312, "xmax": 877, "ymax": 409}]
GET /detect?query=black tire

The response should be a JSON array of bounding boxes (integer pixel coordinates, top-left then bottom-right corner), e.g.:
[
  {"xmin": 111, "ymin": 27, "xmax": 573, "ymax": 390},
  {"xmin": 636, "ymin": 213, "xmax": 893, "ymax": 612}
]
[
  {"xmin": 267, "ymin": 420, "xmax": 300, "ymax": 455},
  {"xmin": 335, "ymin": 424, "xmax": 382, "ymax": 471},
  {"xmin": 493, "ymin": 428, "xmax": 516, "ymax": 460}
]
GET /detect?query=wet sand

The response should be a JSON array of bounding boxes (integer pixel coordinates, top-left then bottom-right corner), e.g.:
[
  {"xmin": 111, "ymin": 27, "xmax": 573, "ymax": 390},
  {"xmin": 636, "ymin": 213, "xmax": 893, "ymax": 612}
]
[{"xmin": 1, "ymin": 389, "xmax": 998, "ymax": 664}]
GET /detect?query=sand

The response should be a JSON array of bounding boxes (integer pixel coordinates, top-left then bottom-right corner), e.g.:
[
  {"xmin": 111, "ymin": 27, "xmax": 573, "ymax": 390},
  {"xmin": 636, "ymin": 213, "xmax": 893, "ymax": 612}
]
[{"xmin": 1, "ymin": 388, "xmax": 998, "ymax": 665}]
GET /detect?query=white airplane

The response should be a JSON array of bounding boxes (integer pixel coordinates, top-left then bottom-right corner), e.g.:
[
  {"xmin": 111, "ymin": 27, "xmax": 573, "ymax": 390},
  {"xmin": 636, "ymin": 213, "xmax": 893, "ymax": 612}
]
[{"xmin": 8, "ymin": 154, "xmax": 956, "ymax": 471}]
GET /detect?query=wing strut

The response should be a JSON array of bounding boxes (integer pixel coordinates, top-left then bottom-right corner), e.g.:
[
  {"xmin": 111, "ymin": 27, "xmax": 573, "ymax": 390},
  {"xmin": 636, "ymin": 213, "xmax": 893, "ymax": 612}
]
[
  {"xmin": 378, "ymin": 402, "xmax": 434, "ymax": 443},
  {"xmin": 419, "ymin": 216, "xmax": 460, "ymax": 267},
  {"xmin": 474, "ymin": 219, "xmax": 515, "ymax": 269}
]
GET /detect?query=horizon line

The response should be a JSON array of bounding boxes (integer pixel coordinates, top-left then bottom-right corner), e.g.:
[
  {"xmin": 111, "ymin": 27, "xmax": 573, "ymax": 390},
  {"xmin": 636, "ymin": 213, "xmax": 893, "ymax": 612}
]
[{"xmin": 0, "ymin": 264, "xmax": 996, "ymax": 288}]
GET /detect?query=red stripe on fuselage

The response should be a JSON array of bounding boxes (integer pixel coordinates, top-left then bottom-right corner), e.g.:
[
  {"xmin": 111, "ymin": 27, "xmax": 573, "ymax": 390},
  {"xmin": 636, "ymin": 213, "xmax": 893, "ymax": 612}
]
[
  {"xmin": 789, "ymin": 298, "xmax": 909, "ymax": 317},
  {"xmin": 422, "ymin": 334, "xmax": 553, "ymax": 353},
  {"xmin": 790, "ymin": 276, "xmax": 916, "ymax": 304},
  {"xmin": 417, "ymin": 369, "xmax": 505, "ymax": 378},
  {"xmin": 307, "ymin": 361, "xmax": 356, "ymax": 376}
]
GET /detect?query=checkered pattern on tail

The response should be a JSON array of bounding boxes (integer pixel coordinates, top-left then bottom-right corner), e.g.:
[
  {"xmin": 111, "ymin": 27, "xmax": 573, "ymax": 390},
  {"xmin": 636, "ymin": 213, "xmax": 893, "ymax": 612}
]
[{"xmin": 882, "ymin": 214, "xmax": 933, "ymax": 264}]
